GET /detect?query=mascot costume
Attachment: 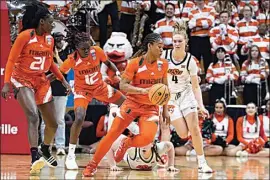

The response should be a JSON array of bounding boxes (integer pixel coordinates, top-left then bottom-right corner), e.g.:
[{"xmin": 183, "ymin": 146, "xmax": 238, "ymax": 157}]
[{"xmin": 101, "ymin": 32, "xmax": 133, "ymax": 130}]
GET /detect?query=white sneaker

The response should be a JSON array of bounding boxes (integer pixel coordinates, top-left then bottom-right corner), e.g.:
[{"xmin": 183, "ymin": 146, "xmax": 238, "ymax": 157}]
[
  {"xmin": 198, "ymin": 162, "xmax": 213, "ymax": 173},
  {"xmin": 65, "ymin": 155, "xmax": 78, "ymax": 170},
  {"xmin": 57, "ymin": 148, "xmax": 66, "ymax": 156}
]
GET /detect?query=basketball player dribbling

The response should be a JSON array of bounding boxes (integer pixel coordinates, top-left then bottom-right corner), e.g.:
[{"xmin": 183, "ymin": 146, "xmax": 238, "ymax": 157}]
[
  {"xmin": 161, "ymin": 22, "xmax": 213, "ymax": 173},
  {"xmin": 59, "ymin": 32, "xmax": 126, "ymax": 170},
  {"xmin": 1, "ymin": 2, "xmax": 71, "ymax": 174},
  {"xmin": 82, "ymin": 33, "xmax": 171, "ymax": 177}
]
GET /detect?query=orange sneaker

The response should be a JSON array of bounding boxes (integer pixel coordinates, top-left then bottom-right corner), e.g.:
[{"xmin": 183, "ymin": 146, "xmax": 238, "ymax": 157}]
[
  {"xmin": 114, "ymin": 137, "xmax": 131, "ymax": 163},
  {"xmin": 82, "ymin": 161, "xmax": 97, "ymax": 177}
]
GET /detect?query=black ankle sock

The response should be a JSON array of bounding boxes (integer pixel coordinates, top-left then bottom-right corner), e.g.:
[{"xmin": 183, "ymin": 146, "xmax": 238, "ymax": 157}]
[
  {"xmin": 41, "ymin": 143, "xmax": 50, "ymax": 156},
  {"xmin": 30, "ymin": 147, "xmax": 38, "ymax": 163}
]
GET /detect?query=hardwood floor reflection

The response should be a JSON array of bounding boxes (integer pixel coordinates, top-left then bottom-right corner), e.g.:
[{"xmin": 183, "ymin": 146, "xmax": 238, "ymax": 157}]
[{"xmin": 1, "ymin": 154, "xmax": 269, "ymax": 179}]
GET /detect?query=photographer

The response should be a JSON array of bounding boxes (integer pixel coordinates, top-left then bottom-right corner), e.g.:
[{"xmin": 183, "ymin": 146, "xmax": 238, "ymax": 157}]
[{"xmin": 206, "ymin": 47, "xmax": 239, "ymax": 106}]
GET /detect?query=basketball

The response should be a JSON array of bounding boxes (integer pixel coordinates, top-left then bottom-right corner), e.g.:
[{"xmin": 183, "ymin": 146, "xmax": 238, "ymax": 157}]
[{"xmin": 148, "ymin": 84, "xmax": 170, "ymax": 105}]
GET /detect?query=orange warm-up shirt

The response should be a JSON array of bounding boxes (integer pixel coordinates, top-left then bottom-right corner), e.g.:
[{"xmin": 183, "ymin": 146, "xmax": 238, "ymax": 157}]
[
  {"xmin": 60, "ymin": 46, "xmax": 107, "ymax": 92},
  {"xmin": 236, "ymin": 115, "xmax": 268, "ymax": 146},
  {"xmin": 210, "ymin": 114, "xmax": 234, "ymax": 144},
  {"xmin": 4, "ymin": 29, "xmax": 63, "ymax": 83},
  {"xmin": 121, "ymin": 56, "xmax": 168, "ymax": 105}
]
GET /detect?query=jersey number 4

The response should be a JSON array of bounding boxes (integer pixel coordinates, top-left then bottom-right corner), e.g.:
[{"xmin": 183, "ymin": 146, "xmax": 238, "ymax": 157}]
[
  {"xmin": 30, "ymin": 57, "xmax": 46, "ymax": 70},
  {"xmin": 172, "ymin": 75, "xmax": 178, "ymax": 84},
  {"xmin": 85, "ymin": 72, "xmax": 99, "ymax": 85}
]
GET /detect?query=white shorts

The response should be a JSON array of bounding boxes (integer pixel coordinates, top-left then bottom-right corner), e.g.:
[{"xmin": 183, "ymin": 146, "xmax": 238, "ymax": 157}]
[{"xmin": 168, "ymin": 87, "xmax": 198, "ymax": 121}]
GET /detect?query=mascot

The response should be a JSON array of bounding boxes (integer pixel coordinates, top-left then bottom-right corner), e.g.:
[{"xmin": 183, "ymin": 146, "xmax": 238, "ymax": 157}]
[
  {"xmin": 101, "ymin": 32, "xmax": 133, "ymax": 130},
  {"xmin": 101, "ymin": 32, "xmax": 133, "ymax": 89}
]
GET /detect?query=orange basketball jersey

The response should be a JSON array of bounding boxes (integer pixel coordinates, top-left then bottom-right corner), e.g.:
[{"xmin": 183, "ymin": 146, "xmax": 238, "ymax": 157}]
[
  {"xmin": 122, "ymin": 56, "xmax": 168, "ymax": 105},
  {"xmin": 60, "ymin": 46, "xmax": 107, "ymax": 92},
  {"xmin": 5, "ymin": 29, "xmax": 54, "ymax": 82}
]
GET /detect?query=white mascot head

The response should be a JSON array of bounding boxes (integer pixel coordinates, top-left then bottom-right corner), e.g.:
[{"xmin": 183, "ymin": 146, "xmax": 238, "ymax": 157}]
[{"xmin": 103, "ymin": 32, "xmax": 133, "ymax": 63}]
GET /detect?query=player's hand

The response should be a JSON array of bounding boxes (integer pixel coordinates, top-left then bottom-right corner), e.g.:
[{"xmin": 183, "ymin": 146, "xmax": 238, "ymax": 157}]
[
  {"xmin": 162, "ymin": 109, "xmax": 171, "ymax": 125},
  {"xmin": 110, "ymin": 166, "xmax": 123, "ymax": 171},
  {"xmin": 53, "ymin": 47, "xmax": 60, "ymax": 58},
  {"xmin": 167, "ymin": 166, "xmax": 179, "ymax": 172},
  {"xmin": 140, "ymin": 87, "xmax": 150, "ymax": 94},
  {"xmin": 62, "ymin": 80, "xmax": 72, "ymax": 95},
  {"xmin": 1, "ymin": 83, "xmax": 11, "ymax": 100},
  {"xmin": 198, "ymin": 106, "xmax": 209, "ymax": 118}
]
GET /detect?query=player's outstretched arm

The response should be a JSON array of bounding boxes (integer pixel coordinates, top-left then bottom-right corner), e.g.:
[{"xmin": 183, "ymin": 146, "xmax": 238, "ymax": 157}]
[{"xmin": 119, "ymin": 77, "xmax": 149, "ymax": 94}]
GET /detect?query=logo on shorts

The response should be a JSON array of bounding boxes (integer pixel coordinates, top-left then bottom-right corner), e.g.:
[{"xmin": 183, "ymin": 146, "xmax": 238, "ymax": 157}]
[
  {"xmin": 168, "ymin": 105, "xmax": 175, "ymax": 114},
  {"xmin": 90, "ymin": 49, "xmax": 96, "ymax": 60},
  {"xmin": 190, "ymin": 107, "xmax": 196, "ymax": 110}
]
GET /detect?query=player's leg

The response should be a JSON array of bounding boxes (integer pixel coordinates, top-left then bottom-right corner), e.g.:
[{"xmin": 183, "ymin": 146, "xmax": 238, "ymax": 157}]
[
  {"xmin": 184, "ymin": 110, "xmax": 213, "ymax": 173},
  {"xmin": 15, "ymin": 87, "xmax": 45, "ymax": 173},
  {"xmin": 175, "ymin": 144, "xmax": 193, "ymax": 156},
  {"xmin": 37, "ymin": 84, "xmax": 59, "ymax": 168},
  {"xmin": 65, "ymin": 98, "xmax": 88, "ymax": 170},
  {"xmin": 114, "ymin": 115, "xmax": 159, "ymax": 163},
  {"xmin": 83, "ymin": 100, "xmax": 137, "ymax": 177}
]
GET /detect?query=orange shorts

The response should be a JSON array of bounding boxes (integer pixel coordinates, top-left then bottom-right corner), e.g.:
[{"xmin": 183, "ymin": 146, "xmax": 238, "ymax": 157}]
[
  {"xmin": 11, "ymin": 74, "xmax": 52, "ymax": 105},
  {"xmin": 74, "ymin": 82, "xmax": 123, "ymax": 110},
  {"xmin": 118, "ymin": 99, "xmax": 159, "ymax": 122}
]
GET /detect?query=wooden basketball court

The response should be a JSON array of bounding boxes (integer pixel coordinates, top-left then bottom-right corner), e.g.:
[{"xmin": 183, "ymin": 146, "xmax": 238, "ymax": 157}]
[{"xmin": 1, "ymin": 154, "xmax": 269, "ymax": 179}]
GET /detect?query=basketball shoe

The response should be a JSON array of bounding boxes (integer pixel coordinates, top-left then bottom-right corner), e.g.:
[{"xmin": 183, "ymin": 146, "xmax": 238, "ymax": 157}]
[
  {"xmin": 30, "ymin": 157, "xmax": 45, "ymax": 174},
  {"xmin": 39, "ymin": 143, "xmax": 58, "ymax": 168},
  {"xmin": 65, "ymin": 154, "xmax": 78, "ymax": 170},
  {"xmin": 82, "ymin": 160, "xmax": 97, "ymax": 177},
  {"xmin": 198, "ymin": 162, "xmax": 213, "ymax": 173},
  {"xmin": 114, "ymin": 137, "xmax": 131, "ymax": 163}
]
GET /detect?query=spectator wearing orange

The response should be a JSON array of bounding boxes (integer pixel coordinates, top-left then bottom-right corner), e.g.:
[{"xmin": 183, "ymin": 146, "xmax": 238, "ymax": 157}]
[
  {"xmin": 236, "ymin": 4, "xmax": 259, "ymax": 65},
  {"xmin": 210, "ymin": 11, "xmax": 239, "ymax": 56},
  {"xmin": 212, "ymin": 0, "xmax": 239, "ymax": 26},
  {"xmin": 188, "ymin": 0, "xmax": 216, "ymax": 71},
  {"xmin": 257, "ymin": 0, "xmax": 270, "ymax": 26},
  {"xmin": 237, "ymin": 0, "xmax": 259, "ymax": 18},
  {"xmin": 241, "ymin": 23, "xmax": 269, "ymax": 61},
  {"xmin": 240, "ymin": 45, "xmax": 269, "ymax": 105},
  {"xmin": 210, "ymin": 99, "xmax": 236, "ymax": 155},
  {"xmin": 226, "ymin": 102, "xmax": 269, "ymax": 157},
  {"xmin": 206, "ymin": 47, "xmax": 239, "ymax": 105}
]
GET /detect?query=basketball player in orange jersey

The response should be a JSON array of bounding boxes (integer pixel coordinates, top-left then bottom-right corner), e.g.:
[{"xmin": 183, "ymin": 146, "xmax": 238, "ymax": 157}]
[
  {"xmin": 1, "ymin": 2, "xmax": 71, "ymax": 174},
  {"xmin": 161, "ymin": 22, "xmax": 213, "ymax": 173},
  {"xmin": 82, "ymin": 33, "xmax": 170, "ymax": 177},
  {"xmin": 59, "ymin": 32, "xmax": 126, "ymax": 170}
]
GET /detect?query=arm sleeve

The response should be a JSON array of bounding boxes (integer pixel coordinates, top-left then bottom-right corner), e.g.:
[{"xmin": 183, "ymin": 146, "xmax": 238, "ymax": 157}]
[
  {"xmin": 259, "ymin": 117, "xmax": 268, "ymax": 143},
  {"xmin": 226, "ymin": 118, "xmax": 234, "ymax": 144},
  {"xmin": 4, "ymin": 31, "xmax": 30, "ymax": 83},
  {"xmin": 49, "ymin": 62, "xmax": 64, "ymax": 81},
  {"xmin": 236, "ymin": 117, "xmax": 249, "ymax": 146}
]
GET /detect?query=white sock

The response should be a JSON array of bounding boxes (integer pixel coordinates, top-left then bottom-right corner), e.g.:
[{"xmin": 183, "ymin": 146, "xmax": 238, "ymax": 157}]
[
  {"xmin": 68, "ymin": 144, "xmax": 76, "ymax": 157},
  {"xmin": 197, "ymin": 154, "xmax": 206, "ymax": 166}
]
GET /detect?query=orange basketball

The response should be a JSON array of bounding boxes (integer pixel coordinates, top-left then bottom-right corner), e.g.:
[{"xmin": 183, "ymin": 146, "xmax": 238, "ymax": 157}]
[{"xmin": 148, "ymin": 84, "xmax": 170, "ymax": 105}]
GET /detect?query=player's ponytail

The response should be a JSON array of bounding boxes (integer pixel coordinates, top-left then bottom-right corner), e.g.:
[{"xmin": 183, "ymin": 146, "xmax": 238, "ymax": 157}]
[
  {"xmin": 173, "ymin": 21, "xmax": 188, "ymax": 41},
  {"xmin": 131, "ymin": 33, "xmax": 162, "ymax": 58},
  {"xmin": 21, "ymin": 1, "xmax": 51, "ymax": 32}
]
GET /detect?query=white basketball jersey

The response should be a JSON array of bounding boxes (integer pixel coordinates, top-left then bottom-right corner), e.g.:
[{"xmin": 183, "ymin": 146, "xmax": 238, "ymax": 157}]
[
  {"xmin": 262, "ymin": 115, "xmax": 269, "ymax": 138},
  {"xmin": 125, "ymin": 142, "xmax": 167, "ymax": 170},
  {"xmin": 242, "ymin": 116, "xmax": 260, "ymax": 141},
  {"xmin": 161, "ymin": 50, "xmax": 198, "ymax": 93},
  {"xmin": 213, "ymin": 116, "xmax": 229, "ymax": 138}
]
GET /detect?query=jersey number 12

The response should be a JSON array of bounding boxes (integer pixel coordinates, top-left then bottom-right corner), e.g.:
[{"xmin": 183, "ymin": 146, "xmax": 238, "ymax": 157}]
[{"xmin": 172, "ymin": 75, "xmax": 178, "ymax": 84}]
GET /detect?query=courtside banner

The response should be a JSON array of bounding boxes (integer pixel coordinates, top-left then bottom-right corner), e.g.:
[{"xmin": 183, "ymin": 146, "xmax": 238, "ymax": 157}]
[{"xmin": 1, "ymin": 0, "xmax": 29, "ymax": 154}]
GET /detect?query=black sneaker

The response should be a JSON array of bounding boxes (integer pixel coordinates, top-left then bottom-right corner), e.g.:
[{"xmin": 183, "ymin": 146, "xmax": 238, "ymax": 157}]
[{"xmin": 38, "ymin": 148, "xmax": 58, "ymax": 168}]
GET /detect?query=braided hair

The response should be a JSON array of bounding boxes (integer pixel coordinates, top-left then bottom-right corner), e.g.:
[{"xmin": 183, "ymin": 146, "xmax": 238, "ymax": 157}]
[
  {"xmin": 66, "ymin": 30, "xmax": 91, "ymax": 50},
  {"xmin": 131, "ymin": 33, "xmax": 162, "ymax": 58},
  {"xmin": 21, "ymin": 1, "xmax": 51, "ymax": 32}
]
